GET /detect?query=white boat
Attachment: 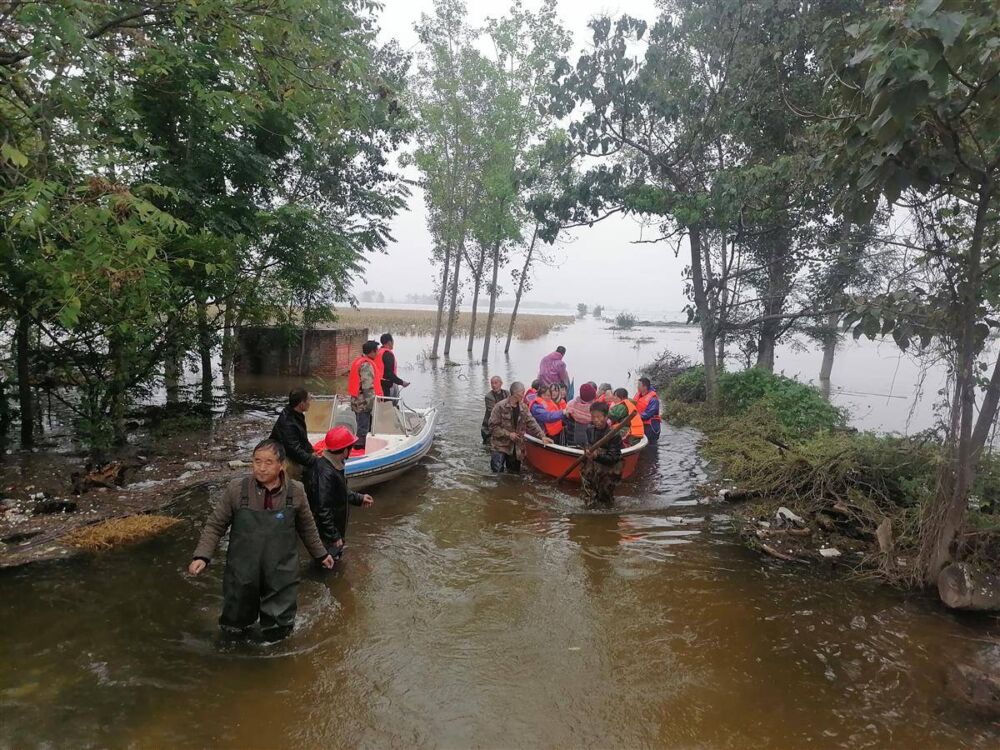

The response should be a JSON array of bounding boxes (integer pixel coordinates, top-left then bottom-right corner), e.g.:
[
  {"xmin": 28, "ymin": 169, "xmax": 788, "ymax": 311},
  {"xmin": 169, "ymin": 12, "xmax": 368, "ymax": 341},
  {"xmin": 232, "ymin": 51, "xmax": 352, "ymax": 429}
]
[{"xmin": 306, "ymin": 395, "xmax": 438, "ymax": 489}]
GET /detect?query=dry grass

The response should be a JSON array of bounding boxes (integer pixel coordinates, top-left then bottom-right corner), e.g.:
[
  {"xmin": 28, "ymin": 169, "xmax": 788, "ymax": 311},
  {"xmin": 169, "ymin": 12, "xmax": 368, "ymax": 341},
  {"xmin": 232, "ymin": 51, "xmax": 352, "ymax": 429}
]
[
  {"xmin": 329, "ymin": 308, "xmax": 573, "ymax": 340},
  {"xmin": 62, "ymin": 515, "xmax": 182, "ymax": 550}
]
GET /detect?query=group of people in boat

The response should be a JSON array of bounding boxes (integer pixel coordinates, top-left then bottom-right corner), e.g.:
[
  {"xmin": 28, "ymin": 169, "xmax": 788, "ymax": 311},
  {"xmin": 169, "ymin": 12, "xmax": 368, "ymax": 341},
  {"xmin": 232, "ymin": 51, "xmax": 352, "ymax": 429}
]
[
  {"xmin": 481, "ymin": 345, "xmax": 662, "ymax": 506},
  {"xmin": 186, "ymin": 334, "xmax": 408, "ymax": 641}
]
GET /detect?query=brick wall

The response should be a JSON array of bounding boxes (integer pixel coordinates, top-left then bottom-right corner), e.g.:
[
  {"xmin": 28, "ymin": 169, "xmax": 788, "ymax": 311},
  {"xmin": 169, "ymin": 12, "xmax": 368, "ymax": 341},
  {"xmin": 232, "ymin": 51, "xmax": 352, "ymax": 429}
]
[{"xmin": 234, "ymin": 326, "xmax": 369, "ymax": 378}]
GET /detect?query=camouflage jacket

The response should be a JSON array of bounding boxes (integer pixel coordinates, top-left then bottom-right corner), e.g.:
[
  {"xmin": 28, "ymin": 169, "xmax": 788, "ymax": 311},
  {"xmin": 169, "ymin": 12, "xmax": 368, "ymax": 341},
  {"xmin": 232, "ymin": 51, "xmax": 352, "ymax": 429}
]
[
  {"xmin": 488, "ymin": 397, "xmax": 546, "ymax": 455},
  {"xmin": 350, "ymin": 359, "xmax": 377, "ymax": 413}
]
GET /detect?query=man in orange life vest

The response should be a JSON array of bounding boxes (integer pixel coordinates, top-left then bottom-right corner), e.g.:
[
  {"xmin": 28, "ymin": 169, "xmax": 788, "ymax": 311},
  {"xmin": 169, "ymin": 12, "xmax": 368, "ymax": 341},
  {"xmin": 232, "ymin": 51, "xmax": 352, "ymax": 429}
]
[
  {"xmin": 377, "ymin": 333, "xmax": 410, "ymax": 399},
  {"xmin": 348, "ymin": 340, "xmax": 383, "ymax": 449},
  {"xmin": 633, "ymin": 377, "xmax": 662, "ymax": 442}
]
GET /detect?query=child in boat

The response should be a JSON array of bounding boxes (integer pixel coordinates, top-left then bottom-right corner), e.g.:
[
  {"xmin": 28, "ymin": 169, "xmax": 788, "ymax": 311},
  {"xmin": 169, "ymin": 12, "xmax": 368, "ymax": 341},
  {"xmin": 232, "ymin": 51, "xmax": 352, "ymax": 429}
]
[
  {"xmin": 609, "ymin": 388, "xmax": 645, "ymax": 446},
  {"xmin": 581, "ymin": 401, "xmax": 623, "ymax": 507}
]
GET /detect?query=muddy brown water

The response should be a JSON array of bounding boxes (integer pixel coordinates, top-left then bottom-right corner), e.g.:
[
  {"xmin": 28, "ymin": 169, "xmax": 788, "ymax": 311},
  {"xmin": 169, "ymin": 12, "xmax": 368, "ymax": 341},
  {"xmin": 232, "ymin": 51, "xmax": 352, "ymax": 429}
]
[{"xmin": 1, "ymin": 321, "xmax": 998, "ymax": 748}]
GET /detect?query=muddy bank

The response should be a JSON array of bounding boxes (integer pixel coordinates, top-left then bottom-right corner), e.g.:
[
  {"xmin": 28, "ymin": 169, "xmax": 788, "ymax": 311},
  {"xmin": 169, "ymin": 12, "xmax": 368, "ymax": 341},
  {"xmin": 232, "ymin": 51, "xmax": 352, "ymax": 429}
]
[{"xmin": 0, "ymin": 410, "xmax": 274, "ymax": 569}]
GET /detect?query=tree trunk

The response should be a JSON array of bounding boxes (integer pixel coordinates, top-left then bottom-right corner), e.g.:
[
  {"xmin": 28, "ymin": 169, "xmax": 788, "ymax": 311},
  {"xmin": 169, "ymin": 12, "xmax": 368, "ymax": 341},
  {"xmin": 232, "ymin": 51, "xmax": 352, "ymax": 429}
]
[
  {"xmin": 688, "ymin": 227, "xmax": 719, "ymax": 406},
  {"xmin": 221, "ymin": 304, "xmax": 236, "ymax": 393},
  {"xmin": 971, "ymin": 349, "xmax": 1000, "ymax": 460},
  {"xmin": 15, "ymin": 310, "xmax": 33, "ymax": 448},
  {"xmin": 505, "ymin": 226, "xmax": 537, "ymax": 354},
  {"xmin": 938, "ymin": 562, "xmax": 1000, "ymax": 611},
  {"xmin": 819, "ymin": 311, "xmax": 839, "ymax": 383},
  {"xmin": 297, "ymin": 298, "xmax": 311, "ymax": 376},
  {"xmin": 108, "ymin": 334, "xmax": 128, "ymax": 445},
  {"xmin": 466, "ymin": 265, "xmax": 482, "ymax": 352},
  {"xmin": 918, "ymin": 186, "xmax": 990, "ymax": 585},
  {"xmin": 481, "ymin": 240, "xmax": 501, "ymax": 362},
  {"xmin": 430, "ymin": 242, "xmax": 452, "ymax": 360},
  {"xmin": 164, "ymin": 352, "xmax": 181, "ymax": 404},
  {"xmin": 196, "ymin": 300, "xmax": 213, "ymax": 405},
  {"xmin": 443, "ymin": 244, "xmax": 463, "ymax": 358}
]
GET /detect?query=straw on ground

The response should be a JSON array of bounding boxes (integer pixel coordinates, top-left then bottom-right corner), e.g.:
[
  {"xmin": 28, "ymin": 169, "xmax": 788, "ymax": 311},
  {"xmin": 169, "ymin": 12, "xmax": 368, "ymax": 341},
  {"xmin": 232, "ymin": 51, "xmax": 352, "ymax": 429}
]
[{"xmin": 62, "ymin": 515, "xmax": 182, "ymax": 551}]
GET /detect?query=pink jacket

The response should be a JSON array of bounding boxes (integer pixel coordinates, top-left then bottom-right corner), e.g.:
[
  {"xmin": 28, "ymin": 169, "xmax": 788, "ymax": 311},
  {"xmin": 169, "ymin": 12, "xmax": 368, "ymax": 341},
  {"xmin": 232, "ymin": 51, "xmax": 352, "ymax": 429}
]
[{"xmin": 538, "ymin": 351, "xmax": 569, "ymax": 386}]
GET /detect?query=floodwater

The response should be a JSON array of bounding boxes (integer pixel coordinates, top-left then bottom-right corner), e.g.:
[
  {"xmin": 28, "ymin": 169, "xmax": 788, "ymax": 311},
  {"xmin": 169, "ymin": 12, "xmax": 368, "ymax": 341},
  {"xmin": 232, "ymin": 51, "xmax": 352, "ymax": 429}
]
[{"xmin": 2, "ymin": 319, "xmax": 998, "ymax": 748}]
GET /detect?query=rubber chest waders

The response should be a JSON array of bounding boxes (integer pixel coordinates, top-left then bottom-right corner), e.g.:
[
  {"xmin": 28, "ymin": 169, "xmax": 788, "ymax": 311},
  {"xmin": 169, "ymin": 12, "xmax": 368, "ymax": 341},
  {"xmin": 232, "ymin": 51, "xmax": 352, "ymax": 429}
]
[{"xmin": 220, "ymin": 478, "xmax": 299, "ymax": 639}]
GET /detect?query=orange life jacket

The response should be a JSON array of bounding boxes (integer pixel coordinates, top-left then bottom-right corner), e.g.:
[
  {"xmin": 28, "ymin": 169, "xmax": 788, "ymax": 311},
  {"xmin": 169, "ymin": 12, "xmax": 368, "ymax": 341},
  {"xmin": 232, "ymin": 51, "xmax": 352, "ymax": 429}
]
[
  {"xmin": 539, "ymin": 397, "xmax": 564, "ymax": 437},
  {"xmin": 619, "ymin": 398, "xmax": 645, "ymax": 439},
  {"xmin": 347, "ymin": 355, "xmax": 384, "ymax": 398},
  {"xmin": 377, "ymin": 345, "xmax": 396, "ymax": 376},
  {"xmin": 633, "ymin": 389, "xmax": 661, "ymax": 425},
  {"xmin": 557, "ymin": 399, "xmax": 567, "ymax": 409}
]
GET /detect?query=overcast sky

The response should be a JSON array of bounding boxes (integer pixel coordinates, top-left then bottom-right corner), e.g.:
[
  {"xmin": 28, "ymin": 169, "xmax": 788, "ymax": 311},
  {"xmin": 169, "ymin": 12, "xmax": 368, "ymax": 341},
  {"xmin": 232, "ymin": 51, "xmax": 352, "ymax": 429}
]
[{"xmin": 359, "ymin": 0, "xmax": 690, "ymax": 315}]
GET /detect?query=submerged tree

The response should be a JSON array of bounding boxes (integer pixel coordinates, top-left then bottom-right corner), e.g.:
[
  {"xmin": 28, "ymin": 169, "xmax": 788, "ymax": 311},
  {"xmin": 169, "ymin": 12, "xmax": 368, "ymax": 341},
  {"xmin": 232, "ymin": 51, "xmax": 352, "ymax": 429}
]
[
  {"xmin": 822, "ymin": 0, "xmax": 1000, "ymax": 584},
  {"xmin": 0, "ymin": 0, "xmax": 407, "ymax": 443}
]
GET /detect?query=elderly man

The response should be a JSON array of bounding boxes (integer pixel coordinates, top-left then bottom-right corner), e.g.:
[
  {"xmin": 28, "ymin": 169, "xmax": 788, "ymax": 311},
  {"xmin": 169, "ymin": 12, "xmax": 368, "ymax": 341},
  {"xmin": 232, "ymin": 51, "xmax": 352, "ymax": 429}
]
[
  {"xmin": 487, "ymin": 381, "xmax": 551, "ymax": 473},
  {"xmin": 537, "ymin": 345, "xmax": 570, "ymax": 387},
  {"xmin": 188, "ymin": 439, "xmax": 334, "ymax": 640},
  {"xmin": 481, "ymin": 375, "xmax": 509, "ymax": 444},
  {"xmin": 348, "ymin": 340, "xmax": 383, "ymax": 448},
  {"xmin": 269, "ymin": 388, "xmax": 317, "ymax": 480}
]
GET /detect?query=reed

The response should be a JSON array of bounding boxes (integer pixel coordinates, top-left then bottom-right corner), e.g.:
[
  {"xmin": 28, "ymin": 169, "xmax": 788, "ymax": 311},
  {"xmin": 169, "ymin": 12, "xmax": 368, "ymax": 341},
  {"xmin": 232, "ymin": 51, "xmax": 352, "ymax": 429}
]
[{"xmin": 329, "ymin": 308, "xmax": 572, "ymax": 340}]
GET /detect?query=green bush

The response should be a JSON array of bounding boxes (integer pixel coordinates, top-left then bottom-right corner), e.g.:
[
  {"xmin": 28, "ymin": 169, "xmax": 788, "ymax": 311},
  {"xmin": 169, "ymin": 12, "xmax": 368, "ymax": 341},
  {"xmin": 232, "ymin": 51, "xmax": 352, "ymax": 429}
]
[
  {"xmin": 665, "ymin": 366, "xmax": 706, "ymax": 403},
  {"xmin": 718, "ymin": 368, "xmax": 845, "ymax": 437},
  {"xmin": 615, "ymin": 312, "xmax": 637, "ymax": 329}
]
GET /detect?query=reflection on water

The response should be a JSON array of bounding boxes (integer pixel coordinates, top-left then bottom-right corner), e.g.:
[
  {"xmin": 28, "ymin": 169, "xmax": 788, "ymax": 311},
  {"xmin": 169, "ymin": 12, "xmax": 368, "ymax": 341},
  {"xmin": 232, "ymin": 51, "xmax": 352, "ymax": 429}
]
[{"xmin": 1, "ymin": 322, "xmax": 997, "ymax": 748}]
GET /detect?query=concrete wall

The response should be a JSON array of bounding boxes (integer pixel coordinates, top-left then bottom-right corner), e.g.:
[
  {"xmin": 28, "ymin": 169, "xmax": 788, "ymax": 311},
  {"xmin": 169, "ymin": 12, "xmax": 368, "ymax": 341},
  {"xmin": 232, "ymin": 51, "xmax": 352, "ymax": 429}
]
[{"xmin": 234, "ymin": 326, "xmax": 368, "ymax": 379}]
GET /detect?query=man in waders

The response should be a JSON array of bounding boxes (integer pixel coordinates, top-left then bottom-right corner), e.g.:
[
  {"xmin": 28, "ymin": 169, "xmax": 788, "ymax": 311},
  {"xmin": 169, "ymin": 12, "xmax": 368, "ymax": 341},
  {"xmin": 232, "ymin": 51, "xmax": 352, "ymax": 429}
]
[
  {"xmin": 304, "ymin": 426, "xmax": 374, "ymax": 560},
  {"xmin": 269, "ymin": 388, "xmax": 317, "ymax": 481},
  {"xmin": 487, "ymin": 381, "xmax": 551, "ymax": 473},
  {"xmin": 189, "ymin": 439, "xmax": 334, "ymax": 640}
]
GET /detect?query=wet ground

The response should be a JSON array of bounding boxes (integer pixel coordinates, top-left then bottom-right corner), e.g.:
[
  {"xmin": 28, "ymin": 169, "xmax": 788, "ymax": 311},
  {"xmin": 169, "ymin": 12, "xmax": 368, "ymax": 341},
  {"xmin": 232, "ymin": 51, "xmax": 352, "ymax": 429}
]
[{"xmin": 1, "ymin": 323, "xmax": 998, "ymax": 747}]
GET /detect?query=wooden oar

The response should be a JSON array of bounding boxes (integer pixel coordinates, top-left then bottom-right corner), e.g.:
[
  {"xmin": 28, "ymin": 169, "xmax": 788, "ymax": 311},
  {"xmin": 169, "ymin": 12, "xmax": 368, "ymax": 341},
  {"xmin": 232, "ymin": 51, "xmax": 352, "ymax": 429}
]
[{"xmin": 555, "ymin": 409, "xmax": 638, "ymax": 483}]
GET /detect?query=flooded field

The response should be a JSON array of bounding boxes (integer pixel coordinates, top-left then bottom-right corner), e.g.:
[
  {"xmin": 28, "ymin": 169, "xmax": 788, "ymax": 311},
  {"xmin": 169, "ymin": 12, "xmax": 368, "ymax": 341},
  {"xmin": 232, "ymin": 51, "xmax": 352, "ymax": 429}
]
[{"xmin": 1, "ymin": 319, "xmax": 997, "ymax": 748}]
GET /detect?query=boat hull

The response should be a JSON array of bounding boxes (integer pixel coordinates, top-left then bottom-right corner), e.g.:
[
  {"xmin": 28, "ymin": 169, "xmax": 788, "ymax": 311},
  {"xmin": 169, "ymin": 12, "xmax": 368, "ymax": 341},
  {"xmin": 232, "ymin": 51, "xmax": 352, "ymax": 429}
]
[
  {"xmin": 308, "ymin": 406, "xmax": 438, "ymax": 490},
  {"xmin": 521, "ymin": 434, "xmax": 648, "ymax": 482}
]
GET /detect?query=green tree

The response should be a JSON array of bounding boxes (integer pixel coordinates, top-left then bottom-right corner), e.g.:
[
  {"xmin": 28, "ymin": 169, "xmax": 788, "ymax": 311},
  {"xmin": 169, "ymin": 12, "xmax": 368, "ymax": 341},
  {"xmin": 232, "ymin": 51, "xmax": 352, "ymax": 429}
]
[{"xmin": 822, "ymin": 0, "xmax": 1000, "ymax": 583}]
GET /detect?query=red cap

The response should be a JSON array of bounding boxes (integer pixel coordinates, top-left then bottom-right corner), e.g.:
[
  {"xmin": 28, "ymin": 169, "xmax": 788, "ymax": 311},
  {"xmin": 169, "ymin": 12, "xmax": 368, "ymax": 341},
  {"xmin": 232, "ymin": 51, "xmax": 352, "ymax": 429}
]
[{"xmin": 323, "ymin": 426, "xmax": 357, "ymax": 452}]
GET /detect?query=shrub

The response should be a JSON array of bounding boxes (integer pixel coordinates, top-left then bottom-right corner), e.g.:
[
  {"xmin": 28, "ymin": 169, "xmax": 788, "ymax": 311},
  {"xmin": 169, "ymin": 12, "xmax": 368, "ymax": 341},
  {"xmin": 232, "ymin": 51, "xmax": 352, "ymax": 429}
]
[
  {"xmin": 592, "ymin": 305, "xmax": 604, "ymax": 318},
  {"xmin": 718, "ymin": 368, "xmax": 845, "ymax": 437},
  {"xmin": 665, "ymin": 366, "xmax": 706, "ymax": 403},
  {"xmin": 615, "ymin": 312, "xmax": 637, "ymax": 329}
]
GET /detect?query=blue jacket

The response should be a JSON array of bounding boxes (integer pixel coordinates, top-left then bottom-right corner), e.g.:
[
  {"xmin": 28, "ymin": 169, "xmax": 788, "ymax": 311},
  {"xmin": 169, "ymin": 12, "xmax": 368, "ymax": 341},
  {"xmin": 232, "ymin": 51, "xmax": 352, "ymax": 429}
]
[{"xmin": 530, "ymin": 399, "xmax": 564, "ymax": 425}]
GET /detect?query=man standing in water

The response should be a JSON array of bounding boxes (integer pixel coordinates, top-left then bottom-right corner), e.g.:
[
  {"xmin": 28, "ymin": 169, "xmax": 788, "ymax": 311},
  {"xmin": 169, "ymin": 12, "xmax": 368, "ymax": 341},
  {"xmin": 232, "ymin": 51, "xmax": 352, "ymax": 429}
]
[
  {"xmin": 481, "ymin": 376, "xmax": 509, "ymax": 444},
  {"xmin": 305, "ymin": 426, "xmax": 375, "ymax": 561},
  {"xmin": 377, "ymin": 333, "xmax": 410, "ymax": 398},
  {"xmin": 188, "ymin": 439, "xmax": 334, "ymax": 640},
  {"xmin": 269, "ymin": 388, "xmax": 317, "ymax": 480},
  {"xmin": 348, "ymin": 340, "xmax": 382, "ymax": 448},
  {"xmin": 487, "ymin": 381, "xmax": 551, "ymax": 473},
  {"xmin": 538, "ymin": 345, "xmax": 570, "ymax": 387},
  {"xmin": 634, "ymin": 377, "xmax": 662, "ymax": 443}
]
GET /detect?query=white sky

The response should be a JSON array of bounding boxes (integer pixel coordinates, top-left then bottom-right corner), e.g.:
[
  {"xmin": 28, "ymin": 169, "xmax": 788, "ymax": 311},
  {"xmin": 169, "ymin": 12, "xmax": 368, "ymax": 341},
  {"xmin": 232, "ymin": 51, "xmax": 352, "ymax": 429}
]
[{"xmin": 360, "ymin": 0, "xmax": 690, "ymax": 314}]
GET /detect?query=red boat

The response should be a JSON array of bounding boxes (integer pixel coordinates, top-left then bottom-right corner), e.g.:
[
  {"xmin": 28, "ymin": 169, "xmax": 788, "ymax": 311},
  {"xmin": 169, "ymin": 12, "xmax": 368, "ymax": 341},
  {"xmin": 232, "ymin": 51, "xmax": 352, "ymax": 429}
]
[{"xmin": 521, "ymin": 433, "xmax": 649, "ymax": 482}]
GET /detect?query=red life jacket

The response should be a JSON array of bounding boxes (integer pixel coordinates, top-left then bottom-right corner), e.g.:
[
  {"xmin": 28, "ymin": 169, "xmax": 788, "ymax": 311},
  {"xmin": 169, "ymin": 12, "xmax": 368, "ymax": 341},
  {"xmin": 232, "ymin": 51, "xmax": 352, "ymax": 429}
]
[
  {"xmin": 347, "ymin": 355, "xmax": 384, "ymax": 398},
  {"xmin": 633, "ymin": 389, "xmax": 661, "ymax": 425},
  {"xmin": 377, "ymin": 345, "xmax": 396, "ymax": 377},
  {"xmin": 539, "ymin": 397, "xmax": 564, "ymax": 437}
]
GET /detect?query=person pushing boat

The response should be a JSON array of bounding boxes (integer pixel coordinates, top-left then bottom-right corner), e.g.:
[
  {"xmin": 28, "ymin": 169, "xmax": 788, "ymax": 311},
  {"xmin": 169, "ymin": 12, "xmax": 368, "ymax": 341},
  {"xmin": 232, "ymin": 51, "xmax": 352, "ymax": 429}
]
[{"xmin": 487, "ymin": 381, "xmax": 551, "ymax": 473}]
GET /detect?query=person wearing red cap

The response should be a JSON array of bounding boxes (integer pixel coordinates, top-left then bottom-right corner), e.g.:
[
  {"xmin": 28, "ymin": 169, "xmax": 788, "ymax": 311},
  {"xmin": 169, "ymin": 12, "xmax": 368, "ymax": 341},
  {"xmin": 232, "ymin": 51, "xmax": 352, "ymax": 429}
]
[
  {"xmin": 564, "ymin": 381, "xmax": 597, "ymax": 446},
  {"xmin": 304, "ymin": 426, "xmax": 374, "ymax": 560}
]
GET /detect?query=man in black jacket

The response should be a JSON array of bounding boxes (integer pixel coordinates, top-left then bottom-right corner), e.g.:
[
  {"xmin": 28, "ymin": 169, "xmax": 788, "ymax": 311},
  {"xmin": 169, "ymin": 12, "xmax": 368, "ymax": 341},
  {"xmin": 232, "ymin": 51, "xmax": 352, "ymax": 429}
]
[
  {"xmin": 304, "ymin": 426, "xmax": 374, "ymax": 559},
  {"xmin": 269, "ymin": 388, "xmax": 317, "ymax": 480},
  {"xmin": 377, "ymin": 333, "xmax": 410, "ymax": 398}
]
